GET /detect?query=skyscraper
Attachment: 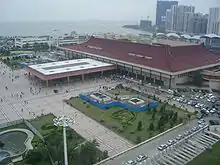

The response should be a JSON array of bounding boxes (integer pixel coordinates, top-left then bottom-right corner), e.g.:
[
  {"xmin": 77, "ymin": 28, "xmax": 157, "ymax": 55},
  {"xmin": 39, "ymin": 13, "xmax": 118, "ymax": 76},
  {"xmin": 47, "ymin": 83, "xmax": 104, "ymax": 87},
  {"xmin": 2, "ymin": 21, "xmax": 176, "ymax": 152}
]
[
  {"xmin": 175, "ymin": 5, "xmax": 195, "ymax": 32},
  {"xmin": 207, "ymin": 7, "xmax": 220, "ymax": 35},
  {"xmin": 165, "ymin": 5, "xmax": 207, "ymax": 34},
  {"xmin": 156, "ymin": 0, "xmax": 178, "ymax": 30},
  {"xmin": 165, "ymin": 9, "xmax": 172, "ymax": 31}
]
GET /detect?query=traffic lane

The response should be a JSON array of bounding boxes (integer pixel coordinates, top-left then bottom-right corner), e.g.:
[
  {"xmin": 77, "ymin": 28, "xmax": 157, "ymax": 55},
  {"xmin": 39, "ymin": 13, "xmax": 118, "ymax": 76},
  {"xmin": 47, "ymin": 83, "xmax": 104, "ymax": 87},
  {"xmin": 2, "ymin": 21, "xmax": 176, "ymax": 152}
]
[{"xmin": 103, "ymin": 120, "xmax": 198, "ymax": 165}]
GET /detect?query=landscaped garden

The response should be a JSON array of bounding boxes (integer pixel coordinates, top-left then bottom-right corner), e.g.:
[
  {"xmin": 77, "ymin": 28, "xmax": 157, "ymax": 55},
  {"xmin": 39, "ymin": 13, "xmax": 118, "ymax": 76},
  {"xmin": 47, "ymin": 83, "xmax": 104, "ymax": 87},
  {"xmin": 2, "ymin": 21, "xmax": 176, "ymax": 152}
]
[
  {"xmin": 187, "ymin": 141, "xmax": 220, "ymax": 165},
  {"xmin": 0, "ymin": 114, "xmax": 108, "ymax": 165},
  {"xmin": 66, "ymin": 85, "xmax": 193, "ymax": 144}
]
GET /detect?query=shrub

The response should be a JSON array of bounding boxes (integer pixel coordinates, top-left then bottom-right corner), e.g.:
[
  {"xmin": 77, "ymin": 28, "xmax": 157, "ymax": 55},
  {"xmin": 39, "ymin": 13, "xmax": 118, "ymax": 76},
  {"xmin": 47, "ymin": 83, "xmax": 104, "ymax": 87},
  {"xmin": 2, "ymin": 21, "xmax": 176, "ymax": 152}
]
[
  {"xmin": 100, "ymin": 119, "xmax": 105, "ymax": 123},
  {"xmin": 130, "ymin": 131, "xmax": 135, "ymax": 134},
  {"xmin": 111, "ymin": 126, "xmax": 118, "ymax": 129},
  {"xmin": 83, "ymin": 101, "xmax": 86, "ymax": 104},
  {"xmin": 41, "ymin": 123, "xmax": 56, "ymax": 130},
  {"xmin": 118, "ymin": 127, "xmax": 125, "ymax": 133},
  {"xmin": 0, "ymin": 141, "xmax": 5, "ymax": 148},
  {"xmin": 136, "ymin": 136, "xmax": 142, "ymax": 144},
  {"xmin": 127, "ymin": 121, "xmax": 133, "ymax": 125}
]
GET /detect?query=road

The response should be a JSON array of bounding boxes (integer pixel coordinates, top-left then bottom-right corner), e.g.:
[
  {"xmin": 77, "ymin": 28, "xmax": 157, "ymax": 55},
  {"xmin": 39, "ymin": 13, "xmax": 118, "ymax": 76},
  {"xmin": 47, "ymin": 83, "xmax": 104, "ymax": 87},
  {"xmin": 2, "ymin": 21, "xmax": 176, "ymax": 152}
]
[{"xmin": 100, "ymin": 120, "xmax": 198, "ymax": 165}]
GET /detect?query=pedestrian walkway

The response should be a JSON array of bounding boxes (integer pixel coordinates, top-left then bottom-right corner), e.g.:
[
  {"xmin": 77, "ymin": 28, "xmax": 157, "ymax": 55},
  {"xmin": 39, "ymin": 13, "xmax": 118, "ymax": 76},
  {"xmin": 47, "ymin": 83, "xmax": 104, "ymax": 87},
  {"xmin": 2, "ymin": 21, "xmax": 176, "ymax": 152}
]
[{"xmin": 0, "ymin": 61, "xmax": 134, "ymax": 156}]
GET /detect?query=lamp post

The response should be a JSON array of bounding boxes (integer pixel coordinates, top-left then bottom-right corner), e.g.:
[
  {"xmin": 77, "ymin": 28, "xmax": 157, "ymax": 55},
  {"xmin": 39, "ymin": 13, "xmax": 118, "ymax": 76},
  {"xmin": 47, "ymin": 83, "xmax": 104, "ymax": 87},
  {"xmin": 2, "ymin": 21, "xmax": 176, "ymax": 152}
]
[{"xmin": 53, "ymin": 116, "xmax": 74, "ymax": 165}]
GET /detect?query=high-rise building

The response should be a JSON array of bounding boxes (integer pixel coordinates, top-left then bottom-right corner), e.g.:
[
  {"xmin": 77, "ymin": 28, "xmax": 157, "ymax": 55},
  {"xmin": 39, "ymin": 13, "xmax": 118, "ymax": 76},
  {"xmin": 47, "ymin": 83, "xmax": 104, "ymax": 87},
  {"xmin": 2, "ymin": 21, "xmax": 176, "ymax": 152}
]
[
  {"xmin": 165, "ymin": 5, "xmax": 207, "ymax": 34},
  {"xmin": 191, "ymin": 13, "xmax": 208, "ymax": 34},
  {"xmin": 165, "ymin": 9, "xmax": 172, "ymax": 31},
  {"xmin": 183, "ymin": 12, "xmax": 194, "ymax": 33},
  {"xmin": 156, "ymin": 0, "xmax": 178, "ymax": 30},
  {"xmin": 207, "ymin": 7, "xmax": 220, "ymax": 35},
  {"xmin": 175, "ymin": 5, "xmax": 195, "ymax": 32}
]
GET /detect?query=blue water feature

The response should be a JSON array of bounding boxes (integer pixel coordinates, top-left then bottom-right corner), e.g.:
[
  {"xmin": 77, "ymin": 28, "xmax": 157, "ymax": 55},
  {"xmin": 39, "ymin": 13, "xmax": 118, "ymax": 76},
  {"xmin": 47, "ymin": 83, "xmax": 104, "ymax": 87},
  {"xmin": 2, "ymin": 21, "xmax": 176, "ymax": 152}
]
[{"xmin": 79, "ymin": 94, "xmax": 158, "ymax": 112}]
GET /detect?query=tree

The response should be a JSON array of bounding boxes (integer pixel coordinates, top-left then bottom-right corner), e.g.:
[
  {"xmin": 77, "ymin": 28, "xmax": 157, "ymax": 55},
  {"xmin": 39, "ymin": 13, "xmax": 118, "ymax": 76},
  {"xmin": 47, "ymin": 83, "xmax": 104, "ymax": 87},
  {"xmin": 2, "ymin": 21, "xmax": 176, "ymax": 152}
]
[
  {"xmin": 178, "ymin": 117, "xmax": 183, "ymax": 123},
  {"xmin": 187, "ymin": 113, "xmax": 191, "ymax": 121},
  {"xmin": 157, "ymin": 115, "xmax": 164, "ymax": 130},
  {"xmin": 0, "ymin": 141, "xmax": 4, "ymax": 148},
  {"xmin": 137, "ymin": 121, "xmax": 143, "ymax": 131},
  {"xmin": 163, "ymin": 113, "xmax": 169, "ymax": 122},
  {"xmin": 172, "ymin": 112, "xmax": 178, "ymax": 123},
  {"xmin": 151, "ymin": 110, "xmax": 156, "ymax": 120},
  {"xmin": 136, "ymin": 136, "xmax": 142, "ymax": 144},
  {"xmin": 149, "ymin": 122, "xmax": 154, "ymax": 130},
  {"xmin": 169, "ymin": 110, "xmax": 174, "ymax": 119},
  {"xmin": 169, "ymin": 121, "xmax": 174, "ymax": 128},
  {"xmin": 192, "ymin": 71, "xmax": 203, "ymax": 86},
  {"xmin": 101, "ymin": 150, "xmax": 109, "ymax": 160}
]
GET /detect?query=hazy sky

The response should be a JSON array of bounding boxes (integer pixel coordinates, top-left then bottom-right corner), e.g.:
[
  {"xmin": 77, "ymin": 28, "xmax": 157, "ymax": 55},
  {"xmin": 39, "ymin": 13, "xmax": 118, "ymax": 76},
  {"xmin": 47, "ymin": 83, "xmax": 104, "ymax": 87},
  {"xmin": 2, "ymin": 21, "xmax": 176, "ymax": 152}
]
[{"xmin": 0, "ymin": 0, "xmax": 219, "ymax": 22}]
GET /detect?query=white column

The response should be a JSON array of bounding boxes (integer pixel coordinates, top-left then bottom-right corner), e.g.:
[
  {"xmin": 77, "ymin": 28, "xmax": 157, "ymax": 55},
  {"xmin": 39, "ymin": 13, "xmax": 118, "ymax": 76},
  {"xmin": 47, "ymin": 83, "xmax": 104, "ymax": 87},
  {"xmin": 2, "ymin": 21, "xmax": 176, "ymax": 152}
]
[{"xmin": 63, "ymin": 126, "xmax": 68, "ymax": 165}]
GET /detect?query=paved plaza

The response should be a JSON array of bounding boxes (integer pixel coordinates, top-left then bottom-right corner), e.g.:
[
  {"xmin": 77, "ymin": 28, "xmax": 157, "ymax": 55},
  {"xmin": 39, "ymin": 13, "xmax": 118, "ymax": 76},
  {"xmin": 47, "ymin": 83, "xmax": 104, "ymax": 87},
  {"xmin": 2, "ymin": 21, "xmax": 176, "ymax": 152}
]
[{"xmin": 0, "ymin": 62, "xmax": 133, "ymax": 156}]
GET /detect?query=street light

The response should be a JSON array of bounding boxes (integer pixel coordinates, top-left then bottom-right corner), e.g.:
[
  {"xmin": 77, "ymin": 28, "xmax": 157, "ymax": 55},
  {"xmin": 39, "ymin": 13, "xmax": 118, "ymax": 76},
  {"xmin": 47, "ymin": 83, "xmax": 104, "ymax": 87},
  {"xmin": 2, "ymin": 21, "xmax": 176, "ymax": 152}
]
[{"xmin": 53, "ymin": 116, "xmax": 74, "ymax": 165}]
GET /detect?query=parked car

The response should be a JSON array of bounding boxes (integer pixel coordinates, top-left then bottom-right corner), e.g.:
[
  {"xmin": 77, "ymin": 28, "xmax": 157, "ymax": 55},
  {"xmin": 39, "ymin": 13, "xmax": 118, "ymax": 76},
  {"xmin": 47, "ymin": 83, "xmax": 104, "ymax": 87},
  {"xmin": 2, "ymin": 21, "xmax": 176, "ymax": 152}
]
[
  {"xmin": 176, "ymin": 134, "xmax": 182, "ymax": 140},
  {"xmin": 136, "ymin": 154, "xmax": 148, "ymax": 162},
  {"xmin": 157, "ymin": 144, "xmax": 168, "ymax": 151},
  {"xmin": 124, "ymin": 160, "xmax": 137, "ymax": 165}
]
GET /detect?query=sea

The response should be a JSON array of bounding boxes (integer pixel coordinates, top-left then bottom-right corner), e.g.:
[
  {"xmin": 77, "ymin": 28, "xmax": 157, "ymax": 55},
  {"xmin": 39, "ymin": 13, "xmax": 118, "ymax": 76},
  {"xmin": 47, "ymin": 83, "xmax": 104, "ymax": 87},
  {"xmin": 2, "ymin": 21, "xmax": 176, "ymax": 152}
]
[{"xmin": 0, "ymin": 21, "xmax": 148, "ymax": 37}]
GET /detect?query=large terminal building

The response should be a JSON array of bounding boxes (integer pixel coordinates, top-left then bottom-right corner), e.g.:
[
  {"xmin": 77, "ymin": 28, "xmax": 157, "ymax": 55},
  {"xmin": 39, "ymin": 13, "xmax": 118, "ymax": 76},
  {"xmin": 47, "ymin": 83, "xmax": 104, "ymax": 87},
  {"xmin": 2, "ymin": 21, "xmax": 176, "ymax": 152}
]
[{"xmin": 26, "ymin": 36, "xmax": 220, "ymax": 91}]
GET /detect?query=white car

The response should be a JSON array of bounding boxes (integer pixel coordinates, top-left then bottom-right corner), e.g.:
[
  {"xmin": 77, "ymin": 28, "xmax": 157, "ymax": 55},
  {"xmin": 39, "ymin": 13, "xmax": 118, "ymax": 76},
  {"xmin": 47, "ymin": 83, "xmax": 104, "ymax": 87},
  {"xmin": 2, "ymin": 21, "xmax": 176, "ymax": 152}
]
[
  {"xmin": 167, "ymin": 140, "xmax": 173, "ymax": 146},
  {"xmin": 176, "ymin": 134, "xmax": 182, "ymax": 140},
  {"xmin": 158, "ymin": 144, "xmax": 167, "ymax": 151},
  {"xmin": 192, "ymin": 126, "xmax": 197, "ymax": 132},
  {"xmin": 210, "ymin": 109, "xmax": 216, "ymax": 114},
  {"xmin": 184, "ymin": 131, "xmax": 190, "ymax": 136},
  {"xmin": 124, "ymin": 160, "xmax": 137, "ymax": 165},
  {"xmin": 136, "ymin": 154, "xmax": 148, "ymax": 162}
]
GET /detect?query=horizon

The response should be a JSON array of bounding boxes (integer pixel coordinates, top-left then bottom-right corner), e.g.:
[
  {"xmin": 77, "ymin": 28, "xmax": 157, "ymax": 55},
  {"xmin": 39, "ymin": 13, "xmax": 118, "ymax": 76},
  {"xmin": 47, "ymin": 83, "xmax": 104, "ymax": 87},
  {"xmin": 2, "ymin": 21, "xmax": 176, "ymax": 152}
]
[{"xmin": 0, "ymin": 0, "xmax": 219, "ymax": 23}]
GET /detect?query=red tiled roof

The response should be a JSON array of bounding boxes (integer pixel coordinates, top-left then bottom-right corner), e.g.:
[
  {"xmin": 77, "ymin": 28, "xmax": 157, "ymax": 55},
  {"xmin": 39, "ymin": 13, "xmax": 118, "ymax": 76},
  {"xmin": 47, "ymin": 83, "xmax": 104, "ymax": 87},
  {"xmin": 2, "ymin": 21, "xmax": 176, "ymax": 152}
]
[{"xmin": 62, "ymin": 37, "xmax": 220, "ymax": 73}]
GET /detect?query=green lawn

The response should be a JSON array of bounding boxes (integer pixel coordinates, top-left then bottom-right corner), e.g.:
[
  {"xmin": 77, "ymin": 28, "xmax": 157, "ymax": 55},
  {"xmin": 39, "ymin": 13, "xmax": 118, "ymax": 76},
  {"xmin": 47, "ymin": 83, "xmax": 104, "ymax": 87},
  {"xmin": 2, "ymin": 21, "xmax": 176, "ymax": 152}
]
[
  {"xmin": 0, "ymin": 123, "xmax": 27, "ymax": 132},
  {"xmin": 187, "ymin": 141, "xmax": 220, "ymax": 165},
  {"xmin": 67, "ymin": 97, "xmax": 189, "ymax": 143},
  {"xmin": 30, "ymin": 114, "xmax": 55, "ymax": 134},
  {"xmin": 109, "ymin": 87, "xmax": 139, "ymax": 96}
]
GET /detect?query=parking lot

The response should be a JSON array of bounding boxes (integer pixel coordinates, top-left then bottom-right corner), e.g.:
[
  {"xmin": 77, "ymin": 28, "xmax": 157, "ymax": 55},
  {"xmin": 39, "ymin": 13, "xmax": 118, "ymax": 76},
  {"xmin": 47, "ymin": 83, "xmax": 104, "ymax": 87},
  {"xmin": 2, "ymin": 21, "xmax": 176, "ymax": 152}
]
[{"xmin": 171, "ymin": 89, "xmax": 220, "ymax": 117}]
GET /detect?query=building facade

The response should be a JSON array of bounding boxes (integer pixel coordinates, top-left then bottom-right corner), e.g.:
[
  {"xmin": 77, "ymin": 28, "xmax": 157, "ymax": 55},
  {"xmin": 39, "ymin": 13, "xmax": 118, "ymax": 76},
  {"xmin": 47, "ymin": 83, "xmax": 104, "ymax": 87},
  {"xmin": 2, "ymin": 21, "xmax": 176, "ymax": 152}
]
[
  {"xmin": 175, "ymin": 5, "xmax": 195, "ymax": 32},
  {"xmin": 15, "ymin": 37, "xmax": 49, "ymax": 48},
  {"xmin": 165, "ymin": 9, "xmax": 172, "ymax": 31},
  {"xmin": 59, "ymin": 37, "xmax": 220, "ymax": 89},
  {"xmin": 207, "ymin": 7, "xmax": 220, "ymax": 35},
  {"xmin": 156, "ymin": 0, "xmax": 178, "ymax": 30}
]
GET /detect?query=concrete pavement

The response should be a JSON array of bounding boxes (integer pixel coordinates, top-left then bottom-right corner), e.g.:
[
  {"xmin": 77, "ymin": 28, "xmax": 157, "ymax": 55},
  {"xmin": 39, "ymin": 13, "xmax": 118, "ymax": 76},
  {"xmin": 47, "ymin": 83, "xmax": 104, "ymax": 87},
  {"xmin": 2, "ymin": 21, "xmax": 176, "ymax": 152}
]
[{"xmin": 0, "ymin": 62, "xmax": 133, "ymax": 156}]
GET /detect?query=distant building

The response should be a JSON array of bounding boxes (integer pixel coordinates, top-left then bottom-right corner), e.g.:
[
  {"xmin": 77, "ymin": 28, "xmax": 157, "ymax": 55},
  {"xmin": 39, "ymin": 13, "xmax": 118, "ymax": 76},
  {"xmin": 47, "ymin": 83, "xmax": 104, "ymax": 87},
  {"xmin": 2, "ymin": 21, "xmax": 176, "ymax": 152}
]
[
  {"xmin": 191, "ymin": 13, "xmax": 208, "ymax": 34},
  {"xmin": 140, "ymin": 20, "xmax": 152, "ymax": 30},
  {"xmin": 207, "ymin": 7, "xmax": 220, "ymax": 35},
  {"xmin": 15, "ymin": 36, "xmax": 49, "ymax": 48},
  {"xmin": 175, "ymin": 5, "xmax": 195, "ymax": 32},
  {"xmin": 166, "ymin": 5, "xmax": 207, "ymax": 34},
  {"xmin": 165, "ymin": 9, "xmax": 172, "ymax": 31},
  {"xmin": 156, "ymin": 0, "xmax": 178, "ymax": 30}
]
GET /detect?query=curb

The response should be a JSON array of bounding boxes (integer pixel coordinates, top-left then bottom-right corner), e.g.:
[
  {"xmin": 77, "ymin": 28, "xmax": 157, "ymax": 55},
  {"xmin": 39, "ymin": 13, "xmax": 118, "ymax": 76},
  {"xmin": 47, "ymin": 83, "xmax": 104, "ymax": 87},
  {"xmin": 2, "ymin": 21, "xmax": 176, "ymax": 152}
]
[{"xmin": 94, "ymin": 123, "xmax": 183, "ymax": 165}]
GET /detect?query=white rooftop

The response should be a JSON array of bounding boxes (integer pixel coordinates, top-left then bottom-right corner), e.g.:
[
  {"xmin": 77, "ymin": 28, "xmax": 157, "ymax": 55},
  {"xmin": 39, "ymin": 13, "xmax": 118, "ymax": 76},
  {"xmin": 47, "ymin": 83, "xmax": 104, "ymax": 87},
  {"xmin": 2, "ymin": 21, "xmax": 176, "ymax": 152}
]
[{"xmin": 28, "ymin": 58, "xmax": 113, "ymax": 75}]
